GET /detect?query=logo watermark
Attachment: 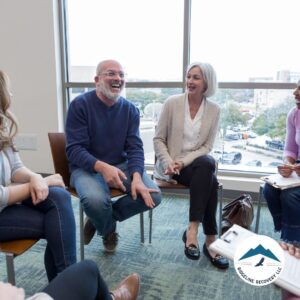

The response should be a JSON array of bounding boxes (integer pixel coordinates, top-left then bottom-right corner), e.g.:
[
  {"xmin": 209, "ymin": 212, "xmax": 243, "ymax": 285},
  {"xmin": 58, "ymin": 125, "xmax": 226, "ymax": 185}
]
[{"xmin": 234, "ymin": 235, "xmax": 284, "ymax": 286}]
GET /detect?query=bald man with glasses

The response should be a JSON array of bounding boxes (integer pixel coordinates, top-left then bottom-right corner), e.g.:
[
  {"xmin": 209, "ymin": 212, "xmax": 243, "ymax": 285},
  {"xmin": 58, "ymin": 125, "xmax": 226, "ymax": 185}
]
[{"xmin": 66, "ymin": 60, "xmax": 161, "ymax": 252}]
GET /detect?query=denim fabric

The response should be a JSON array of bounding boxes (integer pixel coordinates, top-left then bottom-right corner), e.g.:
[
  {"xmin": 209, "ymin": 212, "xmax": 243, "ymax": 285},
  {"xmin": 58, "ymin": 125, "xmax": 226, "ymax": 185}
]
[
  {"xmin": 70, "ymin": 161, "xmax": 161, "ymax": 236},
  {"xmin": 0, "ymin": 186, "xmax": 77, "ymax": 281},
  {"xmin": 263, "ymin": 183, "xmax": 300, "ymax": 245},
  {"xmin": 173, "ymin": 155, "xmax": 218, "ymax": 236},
  {"xmin": 43, "ymin": 260, "xmax": 112, "ymax": 300}
]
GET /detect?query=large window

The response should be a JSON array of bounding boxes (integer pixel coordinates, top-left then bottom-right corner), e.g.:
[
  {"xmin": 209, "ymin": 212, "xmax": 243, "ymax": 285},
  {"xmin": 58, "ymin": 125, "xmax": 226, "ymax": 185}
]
[
  {"xmin": 190, "ymin": 0, "xmax": 300, "ymax": 82},
  {"xmin": 66, "ymin": 0, "xmax": 183, "ymax": 82},
  {"xmin": 61, "ymin": 0, "xmax": 300, "ymax": 173}
]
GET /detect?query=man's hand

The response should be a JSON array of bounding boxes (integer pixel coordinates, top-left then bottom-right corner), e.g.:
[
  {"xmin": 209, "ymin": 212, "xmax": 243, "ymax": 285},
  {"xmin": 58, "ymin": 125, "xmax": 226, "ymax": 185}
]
[
  {"xmin": 131, "ymin": 173, "xmax": 159, "ymax": 208},
  {"xmin": 95, "ymin": 161, "xmax": 127, "ymax": 192}
]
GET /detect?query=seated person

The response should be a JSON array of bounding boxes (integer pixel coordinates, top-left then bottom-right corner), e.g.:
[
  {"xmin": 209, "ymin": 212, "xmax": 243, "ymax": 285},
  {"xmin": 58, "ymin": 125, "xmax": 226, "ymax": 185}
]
[
  {"xmin": 153, "ymin": 62, "xmax": 228, "ymax": 269},
  {"xmin": 0, "ymin": 260, "xmax": 140, "ymax": 300},
  {"xmin": 0, "ymin": 70, "xmax": 76, "ymax": 281},
  {"xmin": 65, "ymin": 59, "xmax": 161, "ymax": 251},
  {"xmin": 263, "ymin": 80, "xmax": 300, "ymax": 259}
]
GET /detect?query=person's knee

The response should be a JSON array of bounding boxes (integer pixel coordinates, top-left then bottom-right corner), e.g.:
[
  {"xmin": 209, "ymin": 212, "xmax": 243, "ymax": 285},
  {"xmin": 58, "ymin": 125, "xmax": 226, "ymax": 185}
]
[
  {"xmin": 78, "ymin": 260, "xmax": 99, "ymax": 278},
  {"xmin": 282, "ymin": 189, "xmax": 300, "ymax": 208},
  {"xmin": 151, "ymin": 191, "xmax": 162, "ymax": 206},
  {"xmin": 192, "ymin": 155, "xmax": 216, "ymax": 171},
  {"xmin": 81, "ymin": 193, "xmax": 112, "ymax": 216},
  {"xmin": 48, "ymin": 187, "xmax": 72, "ymax": 209}
]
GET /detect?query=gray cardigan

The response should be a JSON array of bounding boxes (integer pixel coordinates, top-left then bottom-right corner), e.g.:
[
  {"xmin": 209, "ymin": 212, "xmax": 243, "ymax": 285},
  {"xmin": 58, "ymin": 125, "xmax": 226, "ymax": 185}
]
[
  {"xmin": 0, "ymin": 147, "xmax": 24, "ymax": 212},
  {"xmin": 153, "ymin": 93, "xmax": 220, "ymax": 180}
]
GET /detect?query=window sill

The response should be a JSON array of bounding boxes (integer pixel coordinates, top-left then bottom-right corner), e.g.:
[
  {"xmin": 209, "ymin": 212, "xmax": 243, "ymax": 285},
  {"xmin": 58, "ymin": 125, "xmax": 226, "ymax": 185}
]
[{"xmin": 146, "ymin": 166, "xmax": 270, "ymax": 193}]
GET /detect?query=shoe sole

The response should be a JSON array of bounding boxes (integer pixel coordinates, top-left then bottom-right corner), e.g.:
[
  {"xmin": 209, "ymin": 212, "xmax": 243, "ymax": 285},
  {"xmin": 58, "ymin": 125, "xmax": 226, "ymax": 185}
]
[{"xmin": 103, "ymin": 247, "xmax": 117, "ymax": 253}]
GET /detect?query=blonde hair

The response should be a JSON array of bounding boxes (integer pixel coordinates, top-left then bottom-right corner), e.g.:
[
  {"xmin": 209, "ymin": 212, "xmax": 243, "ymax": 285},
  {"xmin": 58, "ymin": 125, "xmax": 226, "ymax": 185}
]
[{"xmin": 0, "ymin": 70, "xmax": 18, "ymax": 151}]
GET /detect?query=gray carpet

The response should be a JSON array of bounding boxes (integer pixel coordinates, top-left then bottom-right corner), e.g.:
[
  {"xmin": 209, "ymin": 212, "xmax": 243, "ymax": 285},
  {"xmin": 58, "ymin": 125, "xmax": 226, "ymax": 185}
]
[{"xmin": 0, "ymin": 194, "xmax": 282, "ymax": 299}]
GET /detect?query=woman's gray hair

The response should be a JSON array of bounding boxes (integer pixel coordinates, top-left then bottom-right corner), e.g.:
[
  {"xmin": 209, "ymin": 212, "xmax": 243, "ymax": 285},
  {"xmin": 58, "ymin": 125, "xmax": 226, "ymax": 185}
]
[{"xmin": 186, "ymin": 62, "xmax": 217, "ymax": 97}]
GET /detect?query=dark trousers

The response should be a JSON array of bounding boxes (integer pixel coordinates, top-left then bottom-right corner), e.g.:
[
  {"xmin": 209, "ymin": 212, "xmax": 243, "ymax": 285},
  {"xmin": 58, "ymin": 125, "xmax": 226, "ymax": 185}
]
[
  {"xmin": 173, "ymin": 155, "xmax": 218, "ymax": 235},
  {"xmin": 43, "ymin": 260, "xmax": 112, "ymax": 300}
]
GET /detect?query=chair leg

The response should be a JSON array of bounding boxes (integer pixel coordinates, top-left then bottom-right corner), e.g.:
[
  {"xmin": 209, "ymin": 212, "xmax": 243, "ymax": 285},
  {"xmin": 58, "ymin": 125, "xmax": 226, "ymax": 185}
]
[
  {"xmin": 218, "ymin": 184, "xmax": 223, "ymax": 237},
  {"xmin": 140, "ymin": 212, "xmax": 145, "ymax": 243},
  {"xmin": 79, "ymin": 205, "xmax": 85, "ymax": 261},
  {"xmin": 255, "ymin": 184, "xmax": 263, "ymax": 233},
  {"xmin": 149, "ymin": 209, "xmax": 153, "ymax": 244},
  {"xmin": 6, "ymin": 253, "xmax": 15, "ymax": 285}
]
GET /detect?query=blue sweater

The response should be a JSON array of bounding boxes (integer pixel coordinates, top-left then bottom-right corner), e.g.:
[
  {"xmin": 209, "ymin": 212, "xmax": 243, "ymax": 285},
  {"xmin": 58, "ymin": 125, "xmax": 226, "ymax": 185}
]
[{"xmin": 65, "ymin": 90, "xmax": 144, "ymax": 176}]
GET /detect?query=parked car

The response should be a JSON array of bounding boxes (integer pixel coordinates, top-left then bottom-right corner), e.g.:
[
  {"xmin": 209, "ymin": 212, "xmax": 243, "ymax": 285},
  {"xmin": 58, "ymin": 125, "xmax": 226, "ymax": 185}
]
[
  {"xmin": 247, "ymin": 131, "xmax": 257, "ymax": 138},
  {"xmin": 265, "ymin": 140, "xmax": 284, "ymax": 150},
  {"xmin": 219, "ymin": 151, "xmax": 242, "ymax": 165},
  {"xmin": 268, "ymin": 161, "xmax": 282, "ymax": 167},
  {"xmin": 224, "ymin": 133, "xmax": 240, "ymax": 140},
  {"xmin": 246, "ymin": 160, "xmax": 262, "ymax": 167}
]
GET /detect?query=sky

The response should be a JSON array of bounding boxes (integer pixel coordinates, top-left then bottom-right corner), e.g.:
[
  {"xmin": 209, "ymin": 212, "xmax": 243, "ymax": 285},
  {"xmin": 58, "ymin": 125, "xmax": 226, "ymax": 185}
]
[{"xmin": 67, "ymin": 0, "xmax": 300, "ymax": 82}]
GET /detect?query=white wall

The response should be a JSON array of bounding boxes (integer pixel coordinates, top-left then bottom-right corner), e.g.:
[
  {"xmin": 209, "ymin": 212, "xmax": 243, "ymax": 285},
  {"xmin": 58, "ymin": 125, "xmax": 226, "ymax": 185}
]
[{"xmin": 0, "ymin": 0, "xmax": 63, "ymax": 173}]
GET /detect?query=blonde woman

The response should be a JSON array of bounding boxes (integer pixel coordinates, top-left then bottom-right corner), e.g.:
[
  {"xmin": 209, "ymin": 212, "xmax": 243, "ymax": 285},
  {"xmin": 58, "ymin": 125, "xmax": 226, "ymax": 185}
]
[{"xmin": 0, "ymin": 70, "xmax": 76, "ymax": 281}]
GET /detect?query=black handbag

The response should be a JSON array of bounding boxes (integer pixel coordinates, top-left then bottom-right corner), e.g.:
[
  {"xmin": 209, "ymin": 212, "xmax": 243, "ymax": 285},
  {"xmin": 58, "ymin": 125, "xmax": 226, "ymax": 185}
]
[{"xmin": 221, "ymin": 194, "xmax": 254, "ymax": 234}]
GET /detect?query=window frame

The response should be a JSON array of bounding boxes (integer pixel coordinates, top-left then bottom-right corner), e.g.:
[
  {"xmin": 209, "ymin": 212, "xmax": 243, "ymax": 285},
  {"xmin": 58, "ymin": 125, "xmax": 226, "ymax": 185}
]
[{"xmin": 57, "ymin": 0, "xmax": 296, "ymax": 180}]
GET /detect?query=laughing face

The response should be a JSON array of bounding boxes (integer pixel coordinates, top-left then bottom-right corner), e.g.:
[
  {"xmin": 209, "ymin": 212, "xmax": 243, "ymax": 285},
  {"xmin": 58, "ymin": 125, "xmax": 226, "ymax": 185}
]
[
  {"xmin": 185, "ymin": 66, "xmax": 207, "ymax": 97},
  {"xmin": 95, "ymin": 60, "xmax": 125, "ymax": 104}
]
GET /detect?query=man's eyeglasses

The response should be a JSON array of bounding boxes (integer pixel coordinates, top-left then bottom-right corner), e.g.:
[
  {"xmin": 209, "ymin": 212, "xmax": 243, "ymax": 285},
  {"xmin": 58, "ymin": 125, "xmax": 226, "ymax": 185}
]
[{"xmin": 98, "ymin": 71, "xmax": 126, "ymax": 79}]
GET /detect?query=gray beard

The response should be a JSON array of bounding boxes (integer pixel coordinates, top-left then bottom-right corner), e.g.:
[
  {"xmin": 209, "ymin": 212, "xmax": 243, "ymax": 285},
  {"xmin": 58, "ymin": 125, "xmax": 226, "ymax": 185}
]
[{"xmin": 99, "ymin": 82, "xmax": 121, "ymax": 102}]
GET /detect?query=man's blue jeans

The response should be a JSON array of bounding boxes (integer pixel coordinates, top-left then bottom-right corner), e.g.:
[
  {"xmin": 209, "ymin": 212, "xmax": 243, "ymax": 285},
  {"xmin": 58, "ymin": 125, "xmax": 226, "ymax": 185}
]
[
  {"xmin": 263, "ymin": 183, "xmax": 300, "ymax": 245},
  {"xmin": 0, "ymin": 187, "xmax": 77, "ymax": 281},
  {"xmin": 70, "ymin": 161, "xmax": 161, "ymax": 236}
]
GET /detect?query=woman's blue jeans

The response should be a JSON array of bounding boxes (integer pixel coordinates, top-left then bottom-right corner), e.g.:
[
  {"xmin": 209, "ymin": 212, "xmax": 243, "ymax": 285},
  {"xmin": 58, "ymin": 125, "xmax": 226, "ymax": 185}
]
[
  {"xmin": 263, "ymin": 183, "xmax": 300, "ymax": 245},
  {"xmin": 0, "ymin": 186, "xmax": 77, "ymax": 281},
  {"xmin": 70, "ymin": 161, "xmax": 161, "ymax": 236}
]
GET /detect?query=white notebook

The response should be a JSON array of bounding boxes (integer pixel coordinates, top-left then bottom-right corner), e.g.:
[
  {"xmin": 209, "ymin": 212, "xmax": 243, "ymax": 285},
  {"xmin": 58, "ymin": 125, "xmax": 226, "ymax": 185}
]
[
  {"xmin": 209, "ymin": 225, "xmax": 300, "ymax": 296},
  {"xmin": 261, "ymin": 172, "xmax": 300, "ymax": 190}
]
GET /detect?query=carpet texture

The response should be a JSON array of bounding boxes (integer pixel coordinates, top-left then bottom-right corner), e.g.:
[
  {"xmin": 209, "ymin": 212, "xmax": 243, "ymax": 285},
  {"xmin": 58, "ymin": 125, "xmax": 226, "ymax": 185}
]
[{"xmin": 0, "ymin": 194, "xmax": 282, "ymax": 299}]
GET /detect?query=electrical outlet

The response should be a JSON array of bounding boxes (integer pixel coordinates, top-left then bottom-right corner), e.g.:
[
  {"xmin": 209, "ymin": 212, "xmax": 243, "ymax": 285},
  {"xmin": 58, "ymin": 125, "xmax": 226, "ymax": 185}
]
[{"xmin": 15, "ymin": 134, "xmax": 37, "ymax": 150}]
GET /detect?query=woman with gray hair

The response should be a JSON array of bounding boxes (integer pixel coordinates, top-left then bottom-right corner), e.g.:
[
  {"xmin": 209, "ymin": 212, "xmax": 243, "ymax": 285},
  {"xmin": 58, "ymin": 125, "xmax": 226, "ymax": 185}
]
[{"xmin": 153, "ymin": 62, "xmax": 229, "ymax": 269}]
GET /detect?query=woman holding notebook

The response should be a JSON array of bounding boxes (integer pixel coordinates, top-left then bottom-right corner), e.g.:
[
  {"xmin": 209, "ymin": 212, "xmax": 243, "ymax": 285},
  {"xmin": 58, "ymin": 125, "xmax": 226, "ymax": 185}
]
[{"xmin": 263, "ymin": 80, "xmax": 300, "ymax": 259}]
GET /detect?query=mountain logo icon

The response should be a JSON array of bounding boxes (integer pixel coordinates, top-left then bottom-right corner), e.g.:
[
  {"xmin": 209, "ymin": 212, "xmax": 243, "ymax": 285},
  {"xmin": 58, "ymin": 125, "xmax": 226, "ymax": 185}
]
[
  {"xmin": 234, "ymin": 235, "xmax": 284, "ymax": 286},
  {"xmin": 238, "ymin": 244, "xmax": 280, "ymax": 262}
]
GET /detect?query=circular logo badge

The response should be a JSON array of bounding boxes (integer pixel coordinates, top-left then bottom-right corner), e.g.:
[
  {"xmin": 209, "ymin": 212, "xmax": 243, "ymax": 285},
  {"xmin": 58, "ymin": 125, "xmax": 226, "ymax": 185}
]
[{"xmin": 234, "ymin": 235, "xmax": 284, "ymax": 286}]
